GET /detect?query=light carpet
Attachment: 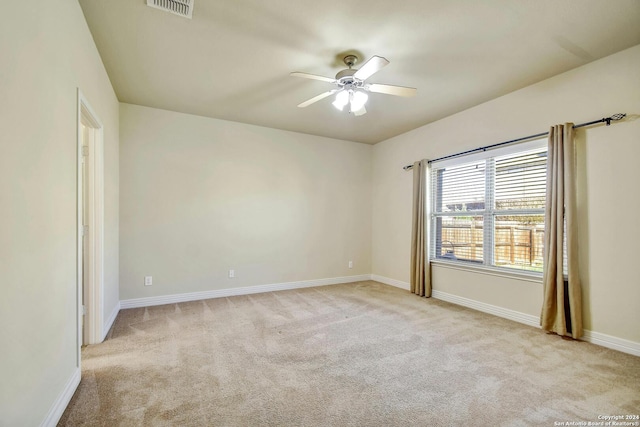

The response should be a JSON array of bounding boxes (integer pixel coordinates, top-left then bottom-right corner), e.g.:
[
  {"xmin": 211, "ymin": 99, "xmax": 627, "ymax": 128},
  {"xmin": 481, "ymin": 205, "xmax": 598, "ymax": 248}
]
[{"xmin": 59, "ymin": 281, "xmax": 640, "ymax": 426}]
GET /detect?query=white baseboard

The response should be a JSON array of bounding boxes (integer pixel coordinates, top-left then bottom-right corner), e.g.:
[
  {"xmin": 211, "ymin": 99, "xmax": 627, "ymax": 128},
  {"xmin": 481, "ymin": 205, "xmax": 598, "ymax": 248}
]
[
  {"xmin": 369, "ymin": 275, "xmax": 538, "ymax": 327},
  {"xmin": 582, "ymin": 329, "xmax": 640, "ymax": 357},
  {"xmin": 371, "ymin": 275, "xmax": 539, "ymax": 327},
  {"xmin": 40, "ymin": 367, "xmax": 80, "ymax": 427},
  {"xmin": 432, "ymin": 290, "xmax": 640, "ymax": 356},
  {"xmin": 102, "ymin": 301, "xmax": 121, "ymax": 341},
  {"xmin": 431, "ymin": 289, "xmax": 540, "ymax": 328},
  {"xmin": 370, "ymin": 275, "xmax": 640, "ymax": 357},
  {"xmin": 370, "ymin": 274, "xmax": 410, "ymax": 290},
  {"xmin": 120, "ymin": 274, "xmax": 372, "ymax": 309}
]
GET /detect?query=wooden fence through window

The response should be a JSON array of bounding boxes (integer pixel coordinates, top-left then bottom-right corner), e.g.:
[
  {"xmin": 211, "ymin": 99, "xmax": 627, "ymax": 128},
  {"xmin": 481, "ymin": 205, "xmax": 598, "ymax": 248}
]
[{"xmin": 439, "ymin": 220, "xmax": 544, "ymax": 271}]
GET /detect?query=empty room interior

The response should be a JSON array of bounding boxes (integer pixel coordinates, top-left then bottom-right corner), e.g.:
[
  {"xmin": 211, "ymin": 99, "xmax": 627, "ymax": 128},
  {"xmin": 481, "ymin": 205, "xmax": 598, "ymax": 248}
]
[{"xmin": 1, "ymin": 0, "xmax": 640, "ymax": 425}]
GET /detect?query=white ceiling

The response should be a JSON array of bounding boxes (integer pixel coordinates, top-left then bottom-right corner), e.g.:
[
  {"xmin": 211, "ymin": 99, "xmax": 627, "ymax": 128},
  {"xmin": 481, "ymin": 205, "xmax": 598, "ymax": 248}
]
[{"xmin": 79, "ymin": 0, "xmax": 640, "ymax": 144}]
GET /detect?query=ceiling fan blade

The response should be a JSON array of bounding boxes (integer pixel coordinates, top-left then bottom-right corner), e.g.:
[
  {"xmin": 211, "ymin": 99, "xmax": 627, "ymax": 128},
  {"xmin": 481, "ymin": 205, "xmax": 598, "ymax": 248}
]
[
  {"xmin": 297, "ymin": 90, "xmax": 336, "ymax": 108},
  {"xmin": 290, "ymin": 72, "xmax": 336, "ymax": 83},
  {"xmin": 352, "ymin": 105, "xmax": 367, "ymax": 116},
  {"xmin": 353, "ymin": 55, "xmax": 389, "ymax": 80},
  {"xmin": 367, "ymin": 83, "xmax": 417, "ymax": 97}
]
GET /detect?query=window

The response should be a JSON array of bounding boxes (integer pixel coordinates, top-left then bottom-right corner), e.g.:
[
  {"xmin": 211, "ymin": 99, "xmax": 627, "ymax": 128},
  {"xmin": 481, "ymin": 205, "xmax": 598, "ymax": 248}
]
[{"xmin": 430, "ymin": 140, "xmax": 547, "ymax": 273}]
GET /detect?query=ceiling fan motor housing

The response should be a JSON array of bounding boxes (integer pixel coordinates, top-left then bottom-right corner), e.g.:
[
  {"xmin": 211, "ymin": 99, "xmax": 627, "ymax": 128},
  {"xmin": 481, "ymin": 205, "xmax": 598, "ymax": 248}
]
[
  {"xmin": 336, "ymin": 69, "xmax": 356, "ymax": 80},
  {"xmin": 336, "ymin": 69, "xmax": 364, "ymax": 89}
]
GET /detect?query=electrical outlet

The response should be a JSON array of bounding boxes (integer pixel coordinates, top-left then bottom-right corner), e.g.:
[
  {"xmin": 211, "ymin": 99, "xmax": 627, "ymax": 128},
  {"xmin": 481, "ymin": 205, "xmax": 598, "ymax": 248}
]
[
  {"xmin": 348, "ymin": 261, "xmax": 353, "ymax": 269},
  {"xmin": 229, "ymin": 269, "xmax": 235, "ymax": 278},
  {"xmin": 144, "ymin": 276, "xmax": 153, "ymax": 286}
]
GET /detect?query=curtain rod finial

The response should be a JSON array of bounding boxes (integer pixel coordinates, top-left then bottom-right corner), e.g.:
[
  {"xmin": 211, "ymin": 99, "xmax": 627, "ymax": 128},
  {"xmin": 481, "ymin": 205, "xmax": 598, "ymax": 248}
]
[{"xmin": 608, "ymin": 113, "xmax": 626, "ymax": 125}]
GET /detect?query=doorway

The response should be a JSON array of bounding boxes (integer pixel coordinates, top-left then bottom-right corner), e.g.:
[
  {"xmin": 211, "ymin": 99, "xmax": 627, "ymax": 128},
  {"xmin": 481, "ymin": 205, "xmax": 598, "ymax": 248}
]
[{"xmin": 77, "ymin": 90, "xmax": 105, "ymax": 365}]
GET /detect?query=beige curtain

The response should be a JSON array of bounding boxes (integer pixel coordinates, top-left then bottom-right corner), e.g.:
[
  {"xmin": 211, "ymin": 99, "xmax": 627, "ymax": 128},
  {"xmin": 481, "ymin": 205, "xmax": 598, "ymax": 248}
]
[
  {"xmin": 541, "ymin": 124, "xmax": 583, "ymax": 339},
  {"xmin": 410, "ymin": 160, "xmax": 431, "ymax": 297}
]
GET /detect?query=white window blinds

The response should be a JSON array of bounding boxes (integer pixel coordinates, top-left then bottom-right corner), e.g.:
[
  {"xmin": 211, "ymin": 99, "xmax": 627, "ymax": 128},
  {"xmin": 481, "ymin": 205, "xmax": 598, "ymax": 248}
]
[{"xmin": 430, "ymin": 140, "xmax": 548, "ymax": 272}]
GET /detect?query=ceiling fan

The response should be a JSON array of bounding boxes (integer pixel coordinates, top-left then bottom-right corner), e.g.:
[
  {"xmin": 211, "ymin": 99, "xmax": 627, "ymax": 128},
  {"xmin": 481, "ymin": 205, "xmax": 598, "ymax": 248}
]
[{"xmin": 291, "ymin": 55, "xmax": 417, "ymax": 116}]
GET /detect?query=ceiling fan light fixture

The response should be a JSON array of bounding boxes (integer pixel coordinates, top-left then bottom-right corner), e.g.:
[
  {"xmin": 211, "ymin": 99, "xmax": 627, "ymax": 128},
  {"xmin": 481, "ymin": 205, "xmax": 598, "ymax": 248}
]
[
  {"xmin": 332, "ymin": 90, "xmax": 349, "ymax": 110},
  {"xmin": 350, "ymin": 91, "xmax": 368, "ymax": 112}
]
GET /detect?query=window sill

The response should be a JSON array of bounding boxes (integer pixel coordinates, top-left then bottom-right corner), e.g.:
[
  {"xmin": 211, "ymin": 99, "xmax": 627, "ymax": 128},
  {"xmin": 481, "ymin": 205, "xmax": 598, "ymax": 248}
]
[{"xmin": 430, "ymin": 259, "xmax": 543, "ymax": 284}]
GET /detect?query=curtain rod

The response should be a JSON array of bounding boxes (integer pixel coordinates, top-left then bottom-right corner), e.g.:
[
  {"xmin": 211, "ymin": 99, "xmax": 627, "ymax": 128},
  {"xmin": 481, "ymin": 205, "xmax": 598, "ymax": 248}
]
[{"xmin": 402, "ymin": 113, "xmax": 626, "ymax": 170}]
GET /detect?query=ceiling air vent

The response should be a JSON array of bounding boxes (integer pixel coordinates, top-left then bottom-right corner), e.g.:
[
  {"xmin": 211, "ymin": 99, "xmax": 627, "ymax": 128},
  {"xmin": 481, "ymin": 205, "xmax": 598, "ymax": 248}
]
[{"xmin": 146, "ymin": 0, "xmax": 194, "ymax": 19}]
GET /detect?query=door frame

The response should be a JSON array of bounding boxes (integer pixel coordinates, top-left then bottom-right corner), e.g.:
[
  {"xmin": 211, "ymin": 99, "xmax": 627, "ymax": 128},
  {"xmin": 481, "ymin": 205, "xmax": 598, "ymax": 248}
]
[{"xmin": 76, "ymin": 89, "xmax": 105, "ymax": 364}]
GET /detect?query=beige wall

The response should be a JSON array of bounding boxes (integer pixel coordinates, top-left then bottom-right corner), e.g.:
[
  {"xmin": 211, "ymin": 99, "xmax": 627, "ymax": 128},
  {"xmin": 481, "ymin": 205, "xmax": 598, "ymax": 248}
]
[
  {"xmin": 119, "ymin": 104, "xmax": 371, "ymax": 300},
  {"xmin": 0, "ymin": 1, "xmax": 119, "ymax": 425},
  {"xmin": 372, "ymin": 45, "xmax": 640, "ymax": 343}
]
